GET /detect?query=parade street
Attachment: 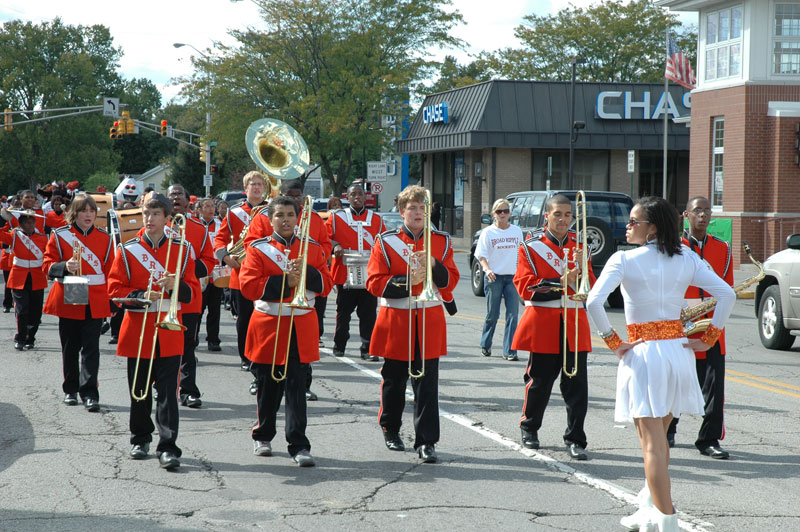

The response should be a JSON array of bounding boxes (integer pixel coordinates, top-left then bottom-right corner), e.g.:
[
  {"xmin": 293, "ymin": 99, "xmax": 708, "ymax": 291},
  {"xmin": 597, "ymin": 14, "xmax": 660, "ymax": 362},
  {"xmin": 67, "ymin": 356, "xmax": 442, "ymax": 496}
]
[{"xmin": 1, "ymin": 257, "xmax": 799, "ymax": 532}]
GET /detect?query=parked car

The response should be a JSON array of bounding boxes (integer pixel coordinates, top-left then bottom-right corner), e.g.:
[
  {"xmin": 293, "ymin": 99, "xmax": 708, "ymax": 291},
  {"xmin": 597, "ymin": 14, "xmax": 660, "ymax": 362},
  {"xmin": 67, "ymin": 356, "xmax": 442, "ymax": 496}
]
[
  {"xmin": 379, "ymin": 212, "xmax": 403, "ymax": 232},
  {"xmin": 216, "ymin": 190, "xmax": 246, "ymax": 204},
  {"xmin": 312, "ymin": 198, "xmax": 350, "ymax": 212},
  {"xmin": 468, "ymin": 190, "xmax": 635, "ymax": 308},
  {"xmin": 755, "ymin": 233, "xmax": 800, "ymax": 350}
]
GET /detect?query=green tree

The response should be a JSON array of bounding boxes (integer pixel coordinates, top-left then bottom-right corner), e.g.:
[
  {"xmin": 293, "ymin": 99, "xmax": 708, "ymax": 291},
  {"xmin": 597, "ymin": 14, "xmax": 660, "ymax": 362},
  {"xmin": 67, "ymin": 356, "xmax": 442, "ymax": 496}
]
[
  {"xmin": 182, "ymin": 0, "xmax": 463, "ymax": 196},
  {"xmin": 419, "ymin": 55, "xmax": 494, "ymax": 95},
  {"xmin": 483, "ymin": 0, "xmax": 697, "ymax": 83},
  {"xmin": 0, "ymin": 18, "xmax": 123, "ymax": 192}
]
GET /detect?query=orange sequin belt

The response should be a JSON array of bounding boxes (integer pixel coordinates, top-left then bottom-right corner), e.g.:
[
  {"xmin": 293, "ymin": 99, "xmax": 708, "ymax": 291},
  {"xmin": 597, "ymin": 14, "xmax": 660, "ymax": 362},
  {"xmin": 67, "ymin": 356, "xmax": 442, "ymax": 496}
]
[{"xmin": 626, "ymin": 320, "xmax": 684, "ymax": 342}]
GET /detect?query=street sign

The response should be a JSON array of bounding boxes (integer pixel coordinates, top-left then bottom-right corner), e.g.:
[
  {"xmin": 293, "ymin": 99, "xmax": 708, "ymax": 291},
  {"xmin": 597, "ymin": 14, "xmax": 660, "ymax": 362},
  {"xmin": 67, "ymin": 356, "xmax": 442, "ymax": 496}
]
[
  {"xmin": 203, "ymin": 174, "xmax": 213, "ymax": 187},
  {"xmin": 103, "ymin": 97, "xmax": 119, "ymax": 118},
  {"xmin": 627, "ymin": 150, "xmax": 635, "ymax": 173},
  {"xmin": 371, "ymin": 182, "xmax": 383, "ymax": 194},
  {"xmin": 367, "ymin": 161, "xmax": 387, "ymax": 181}
]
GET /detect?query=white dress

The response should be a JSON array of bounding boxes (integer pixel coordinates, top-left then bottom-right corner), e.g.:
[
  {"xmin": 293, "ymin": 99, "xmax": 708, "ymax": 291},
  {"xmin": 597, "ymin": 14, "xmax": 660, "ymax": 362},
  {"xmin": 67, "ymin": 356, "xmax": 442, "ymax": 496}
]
[{"xmin": 586, "ymin": 242, "xmax": 736, "ymax": 423}]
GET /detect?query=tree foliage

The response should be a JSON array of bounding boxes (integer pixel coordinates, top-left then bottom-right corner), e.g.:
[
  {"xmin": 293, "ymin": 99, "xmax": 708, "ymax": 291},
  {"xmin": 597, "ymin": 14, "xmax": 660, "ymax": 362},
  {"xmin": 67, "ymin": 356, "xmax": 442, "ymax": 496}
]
[
  {"xmin": 185, "ymin": 0, "xmax": 463, "ymax": 195},
  {"xmin": 481, "ymin": 0, "xmax": 697, "ymax": 83},
  {"xmin": 419, "ymin": 55, "xmax": 493, "ymax": 95}
]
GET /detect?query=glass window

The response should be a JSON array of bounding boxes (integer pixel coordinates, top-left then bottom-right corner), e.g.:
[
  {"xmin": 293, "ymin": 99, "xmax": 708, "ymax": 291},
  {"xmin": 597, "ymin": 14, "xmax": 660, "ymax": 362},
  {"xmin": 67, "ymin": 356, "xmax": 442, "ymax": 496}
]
[
  {"xmin": 774, "ymin": 40, "xmax": 800, "ymax": 73},
  {"xmin": 711, "ymin": 117, "xmax": 724, "ymax": 208},
  {"xmin": 713, "ymin": 119, "xmax": 725, "ymax": 148},
  {"xmin": 523, "ymin": 194, "xmax": 546, "ymax": 228},
  {"xmin": 774, "ymin": 4, "xmax": 800, "ymax": 74},
  {"xmin": 509, "ymin": 197, "xmax": 529, "ymax": 227},
  {"xmin": 706, "ymin": 5, "xmax": 742, "ymax": 81},
  {"xmin": 776, "ymin": 4, "xmax": 800, "ymax": 36}
]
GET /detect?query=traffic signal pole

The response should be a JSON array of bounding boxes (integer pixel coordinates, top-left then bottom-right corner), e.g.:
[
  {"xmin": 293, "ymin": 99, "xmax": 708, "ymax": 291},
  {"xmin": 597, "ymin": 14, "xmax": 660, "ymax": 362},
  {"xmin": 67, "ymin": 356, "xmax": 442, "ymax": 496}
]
[{"xmin": 204, "ymin": 109, "xmax": 211, "ymax": 197}]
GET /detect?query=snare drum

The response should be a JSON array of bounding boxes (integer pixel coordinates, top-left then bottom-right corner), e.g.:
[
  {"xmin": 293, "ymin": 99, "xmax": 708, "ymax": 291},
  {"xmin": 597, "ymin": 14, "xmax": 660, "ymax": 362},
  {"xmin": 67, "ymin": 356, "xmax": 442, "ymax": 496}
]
[
  {"xmin": 212, "ymin": 265, "xmax": 232, "ymax": 288},
  {"xmin": 108, "ymin": 208, "xmax": 143, "ymax": 244},
  {"xmin": 88, "ymin": 193, "xmax": 114, "ymax": 230},
  {"xmin": 342, "ymin": 251, "xmax": 370, "ymax": 289}
]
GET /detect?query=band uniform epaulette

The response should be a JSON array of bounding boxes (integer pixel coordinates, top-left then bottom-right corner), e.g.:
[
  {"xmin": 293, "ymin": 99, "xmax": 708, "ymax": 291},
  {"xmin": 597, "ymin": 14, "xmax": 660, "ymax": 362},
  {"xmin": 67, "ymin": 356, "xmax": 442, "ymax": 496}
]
[
  {"xmin": 251, "ymin": 235, "xmax": 273, "ymax": 247},
  {"xmin": 378, "ymin": 227, "xmax": 401, "ymax": 239},
  {"xmin": 525, "ymin": 229, "xmax": 545, "ymax": 243},
  {"xmin": 230, "ymin": 199, "xmax": 246, "ymax": 210},
  {"xmin": 96, "ymin": 226, "xmax": 110, "ymax": 236},
  {"xmin": 54, "ymin": 226, "xmax": 71, "ymax": 235}
]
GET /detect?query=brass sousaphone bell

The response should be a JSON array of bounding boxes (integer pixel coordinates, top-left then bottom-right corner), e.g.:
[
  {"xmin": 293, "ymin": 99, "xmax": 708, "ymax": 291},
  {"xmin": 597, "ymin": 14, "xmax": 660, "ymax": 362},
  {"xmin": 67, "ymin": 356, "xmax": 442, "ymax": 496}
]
[{"xmin": 245, "ymin": 118, "xmax": 310, "ymax": 195}]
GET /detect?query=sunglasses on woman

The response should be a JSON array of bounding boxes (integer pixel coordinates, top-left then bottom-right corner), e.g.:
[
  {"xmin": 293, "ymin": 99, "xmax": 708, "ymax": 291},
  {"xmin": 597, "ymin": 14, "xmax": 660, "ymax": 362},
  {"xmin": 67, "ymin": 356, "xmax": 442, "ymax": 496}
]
[{"xmin": 494, "ymin": 209, "xmax": 510, "ymax": 214}]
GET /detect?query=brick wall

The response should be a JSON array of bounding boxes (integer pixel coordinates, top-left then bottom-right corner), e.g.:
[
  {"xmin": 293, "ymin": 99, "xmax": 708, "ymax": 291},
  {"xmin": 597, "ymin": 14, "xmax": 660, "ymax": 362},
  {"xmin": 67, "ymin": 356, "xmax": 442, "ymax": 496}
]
[{"xmin": 609, "ymin": 150, "xmax": 637, "ymax": 198}]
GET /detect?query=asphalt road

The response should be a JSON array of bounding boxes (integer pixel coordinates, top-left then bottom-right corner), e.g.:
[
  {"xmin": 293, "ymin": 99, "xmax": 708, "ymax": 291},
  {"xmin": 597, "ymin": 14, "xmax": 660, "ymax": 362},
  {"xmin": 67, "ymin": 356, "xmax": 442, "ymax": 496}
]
[{"xmin": 1, "ymin": 256, "xmax": 799, "ymax": 531}]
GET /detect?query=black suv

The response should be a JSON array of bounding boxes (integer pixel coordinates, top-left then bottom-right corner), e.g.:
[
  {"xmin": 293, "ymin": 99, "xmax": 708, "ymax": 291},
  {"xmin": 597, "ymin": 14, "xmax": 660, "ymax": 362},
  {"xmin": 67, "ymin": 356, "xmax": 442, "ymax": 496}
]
[{"xmin": 468, "ymin": 190, "xmax": 635, "ymax": 308}]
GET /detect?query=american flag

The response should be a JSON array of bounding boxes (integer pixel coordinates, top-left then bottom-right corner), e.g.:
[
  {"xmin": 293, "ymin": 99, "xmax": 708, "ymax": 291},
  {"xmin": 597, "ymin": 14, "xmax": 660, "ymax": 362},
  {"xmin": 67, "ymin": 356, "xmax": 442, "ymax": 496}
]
[{"xmin": 665, "ymin": 33, "xmax": 696, "ymax": 90}]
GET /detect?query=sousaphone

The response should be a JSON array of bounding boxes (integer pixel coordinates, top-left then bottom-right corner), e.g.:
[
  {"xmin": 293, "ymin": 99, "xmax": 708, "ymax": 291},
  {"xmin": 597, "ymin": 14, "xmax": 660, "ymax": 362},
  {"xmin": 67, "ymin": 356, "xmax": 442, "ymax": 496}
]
[{"xmin": 245, "ymin": 118, "xmax": 310, "ymax": 196}]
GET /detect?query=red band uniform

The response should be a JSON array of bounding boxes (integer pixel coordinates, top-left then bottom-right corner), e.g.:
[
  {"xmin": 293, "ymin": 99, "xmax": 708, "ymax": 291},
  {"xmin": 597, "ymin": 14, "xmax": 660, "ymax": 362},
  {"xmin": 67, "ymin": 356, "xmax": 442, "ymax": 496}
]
[
  {"xmin": 213, "ymin": 199, "xmax": 268, "ymax": 367},
  {"xmin": 366, "ymin": 225, "xmax": 460, "ymax": 450},
  {"xmin": 511, "ymin": 229, "xmax": 595, "ymax": 450},
  {"xmin": 45, "ymin": 208, "xmax": 67, "ymax": 230},
  {"xmin": 107, "ymin": 232, "xmax": 196, "ymax": 458},
  {"xmin": 326, "ymin": 207, "xmax": 384, "ymax": 357},
  {"xmin": 43, "ymin": 225, "xmax": 113, "ymax": 405},
  {"xmin": 667, "ymin": 232, "xmax": 733, "ymax": 449},
  {"xmin": 200, "ymin": 215, "xmax": 223, "ymax": 349},
  {"xmin": 239, "ymin": 233, "xmax": 332, "ymax": 457},
  {"xmin": 0, "ymin": 219, "xmax": 48, "ymax": 348},
  {"xmin": 1, "ymin": 229, "xmax": 13, "ymax": 312}
]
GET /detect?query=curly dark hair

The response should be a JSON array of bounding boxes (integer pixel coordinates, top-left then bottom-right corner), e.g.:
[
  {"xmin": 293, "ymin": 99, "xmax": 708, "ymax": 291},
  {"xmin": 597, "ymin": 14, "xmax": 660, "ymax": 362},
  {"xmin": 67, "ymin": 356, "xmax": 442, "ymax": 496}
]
[
  {"xmin": 635, "ymin": 196, "xmax": 682, "ymax": 257},
  {"xmin": 267, "ymin": 195, "xmax": 300, "ymax": 217}
]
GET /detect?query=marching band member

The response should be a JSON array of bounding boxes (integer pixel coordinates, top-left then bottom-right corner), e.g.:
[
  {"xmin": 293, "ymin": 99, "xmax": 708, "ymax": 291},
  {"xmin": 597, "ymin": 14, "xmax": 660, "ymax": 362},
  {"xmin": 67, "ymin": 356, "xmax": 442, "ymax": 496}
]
[
  {"xmin": 197, "ymin": 198, "xmax": 223, "ymax": 352},
  {"xmin": 5, "ymin": 190, "xmax": 46, "ymax": 233},
  {"xmin": 168, "ymin": 185, "xmax": 216, "ymax": 409},
  {"xmin": 44, "ymin": 191, "xmax": 68, "ymax": 230},
  {"xmin": 667, "ymin": 196, "xmax": 734, "ymax": 459},
  {"xmin": 239, "ymin": 196, "xmax": 332, "ymax": 467},
  {"xmin": 511, "ymin": 194, "xmax": 595, "ymax": 461},
  {"xmin": 366, "ymin": 185, "xmax": 459, "ymax": 464},
  {"xmin": 107, "ymin": 194, "xmax": 197, "ymax": 470},
  {"xmin": 246, "ymin": 179, "xmax": 331, "ymax": 400},
  {"xmin": 0, "ymin": 209, "xmax": 48, "ymax": 350},
  {"xmin": 586, "ymin": 196, "xmax": 735, "ymax": 532},
  {"xmin": 0, "ymin": 194, "xmax": 17, "ymax": 313},
  {"xmin": 43, "ymin": 194, "xmax": 113, "ymax": 411},
  {"xmin": 326, "ymin": 184, "xmax": 384, "ymax": 360},
  {"xmin": 213, "ymin": 171, "xmax": 268, "ymax": 370}
]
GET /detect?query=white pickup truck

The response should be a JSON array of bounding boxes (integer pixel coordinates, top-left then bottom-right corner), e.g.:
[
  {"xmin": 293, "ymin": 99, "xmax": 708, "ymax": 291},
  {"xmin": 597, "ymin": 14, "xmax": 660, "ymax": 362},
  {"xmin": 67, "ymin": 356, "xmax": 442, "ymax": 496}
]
[{"xmin": 755, "ymin": 234, "xmax": 800, "ymax": 350}]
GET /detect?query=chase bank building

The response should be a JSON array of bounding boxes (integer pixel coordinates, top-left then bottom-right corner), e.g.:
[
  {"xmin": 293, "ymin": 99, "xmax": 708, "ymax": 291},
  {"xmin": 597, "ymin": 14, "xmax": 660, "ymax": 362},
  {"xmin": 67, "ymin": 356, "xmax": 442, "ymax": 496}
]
[{"xmin": 397, "ymin": 80, "xmax": 691, "ymax": 241}]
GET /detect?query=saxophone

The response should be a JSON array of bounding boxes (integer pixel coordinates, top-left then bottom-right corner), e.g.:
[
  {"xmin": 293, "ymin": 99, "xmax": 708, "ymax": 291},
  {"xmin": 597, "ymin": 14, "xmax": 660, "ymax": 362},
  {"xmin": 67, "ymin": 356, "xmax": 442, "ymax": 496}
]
[{"xmin": 682, "ymin": 242, "xmax": 765, "ymax": 335}]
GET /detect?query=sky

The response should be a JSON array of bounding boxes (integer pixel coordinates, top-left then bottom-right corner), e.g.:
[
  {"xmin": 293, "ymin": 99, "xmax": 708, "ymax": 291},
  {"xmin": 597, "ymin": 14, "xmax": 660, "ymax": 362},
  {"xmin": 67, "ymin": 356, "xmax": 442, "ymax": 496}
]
[{"xmin": 0, "ymin": 0, "xmax": 697, "ymax": 104}]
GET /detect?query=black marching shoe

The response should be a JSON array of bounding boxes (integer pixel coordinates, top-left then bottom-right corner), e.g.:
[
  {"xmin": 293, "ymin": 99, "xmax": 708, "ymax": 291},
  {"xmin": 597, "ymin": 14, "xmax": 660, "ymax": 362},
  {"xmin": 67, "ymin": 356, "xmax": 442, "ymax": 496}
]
[
  {"xmin": 2, "ymin": 307, "xmax": 10, "ymax": 313},
  {"xmin": 63, "ymin": 393, "xmax": 78, "ymax": 406},
  {"xmin": 383, "ymin": 431, "xmax": 405, "ymax": 451},
  {"xmin": 333, "ymin": 349, "xmax": 345, "ymax": 357},
  {"xmin": 84, "ymin": 398, "xmax": 100, "ymax": 412},
  {"xmin": 240, "ymin": 361, "xmax": 250, "ymax": 371},
  {"xmin": 109, "ymin": 336, "xmax": 118, "ymax": 345},
  {"xmin": 667, "ymin": 432, "xmax": 676, "ymax": 448},
  {"xmin": 24, "ymin": 341, "xmax": 34, "ymax": 350},
  {"xmin": 481, "ymin": 348, "xmax": 491, "ymax": 357},
  {"xmin": 14, "ymin": 341, "xmax": 24, "ymax": 351},
  {"xmin": 249, "ymin": 379, "xmax": 258, "ymax": 396},
  {"xmin": 417, "ymin": 444, "xmax": 438, "ymax": 464},
  {"xmin": 100, "ymin": 321, "xmax": 111, "ymax": 335},
  {"xmin": 159, "ymin": 452, "xmax": 180, "ymax": 470},
  {"xmin": 566, "ymin": 442, "xmax": 588, "ymax": 461},
  {"xmin": 208, "ymin": 342, "xmax": 221, "ymax": 352},
  {"xmin": 700, "ymin": 444, "xmax": 730, "ymax": 459},
  {"xmin": 182, "ymin": 395, "xmax": 202, "ymax": 408},
  {"xmin": 521, "ymin": 428, "xmax": 539, "ymax": 450},
  {"xmin": 129, "ymin": 443, "xmax": 149, "ymax": 460},
  {"xmin": 360, "ymin": 352, "xmax": 379, "ymax": 361},
  {"xmin": 305, "ymin": 389, "xmax": 318, "ymax": 401}
]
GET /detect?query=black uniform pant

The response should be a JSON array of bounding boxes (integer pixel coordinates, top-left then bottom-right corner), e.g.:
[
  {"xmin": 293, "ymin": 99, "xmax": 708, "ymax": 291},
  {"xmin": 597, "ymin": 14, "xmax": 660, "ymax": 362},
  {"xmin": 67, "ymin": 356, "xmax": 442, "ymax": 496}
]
[
  {"xmin": 379, "ymin": 339, "xmax": 440, "ymax": 450},
  {"xmin": 200, "ymin": 284, "xmax": 222, "ymax": 345},
  {"xmin": 12, "ymin": 274, "xmax": 43, "ymax": 344},
  {"xmin": 232, "ymin": 289, "xmax": 253, "ymax": 364},
  {"xmin": 315, "ymin": 295, "xmax": 327, "ymax": 337},
  {"xmin": 668, "ymin": 342, "xmax": 725, "ymax": 449},
  {"xmin": 520, "ymin": 348, "xmax": 589, "ymax": 449},
  {"xmin": 251, "ymin": 332, "xmax": 310, "ymax": 457},
  {"xmin": 333, "ymin": 287, "xmax": 377, "ymax": 354},
  {"xmin": 3, "ymin": 269, "xmax": 11, "ymax": 309},
  {"xmin": 180, "ymin": 313, "xmax": 201, "ymax": 399},
  {"xmin": 110, "ymin": 302, "xmax": 124, "ymax": 338},
  {"xmin": 127, "ymin": 352, "xmax": 181, "ymax": 456},
  {"xmin": 60, "ymin": 308, "xmax": 102, "ymax": 401}
]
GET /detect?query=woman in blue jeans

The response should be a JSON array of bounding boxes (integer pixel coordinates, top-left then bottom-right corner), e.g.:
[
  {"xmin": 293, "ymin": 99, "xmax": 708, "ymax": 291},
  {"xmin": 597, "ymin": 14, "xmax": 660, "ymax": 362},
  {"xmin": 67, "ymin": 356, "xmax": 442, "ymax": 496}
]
[{"xmin": 474, "ymin": 199, "xmax": 523, "ymax": 360}]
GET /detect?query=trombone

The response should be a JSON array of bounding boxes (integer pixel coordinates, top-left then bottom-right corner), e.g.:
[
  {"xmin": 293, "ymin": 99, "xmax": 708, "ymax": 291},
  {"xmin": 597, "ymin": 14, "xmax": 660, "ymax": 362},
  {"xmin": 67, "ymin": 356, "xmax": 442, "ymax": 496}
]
[
  {"xmin": 270, "ymin": 196, "xmax": 314, "ymax": 383},
  {"xmin": 406, "ymin": 190, "xmax": 439, "ymax": 379},
  {"xmin": 560, "ymin": 191, "xmax": 591, "ymax": 378},
  {"xmin": 130, "ymin": 215, "xmax": 188, "ymax": 401}
]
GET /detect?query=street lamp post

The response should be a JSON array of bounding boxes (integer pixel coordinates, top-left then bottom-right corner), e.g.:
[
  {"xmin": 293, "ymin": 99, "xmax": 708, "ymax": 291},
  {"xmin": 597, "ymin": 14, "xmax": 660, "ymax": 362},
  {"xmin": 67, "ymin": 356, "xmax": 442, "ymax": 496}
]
[
  {"xmin": 568, "ymin": 56, "xmax": 586, "ymax": 190},
  {"xmin": 174, "ymin": 42, "xmax": 212, "ymax": 197}
]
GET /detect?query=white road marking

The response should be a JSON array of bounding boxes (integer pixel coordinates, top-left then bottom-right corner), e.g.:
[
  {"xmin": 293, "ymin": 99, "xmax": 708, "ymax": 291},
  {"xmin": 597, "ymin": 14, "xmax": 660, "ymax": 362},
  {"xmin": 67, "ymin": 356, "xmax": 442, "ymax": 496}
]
[{"xmin": 322, "ymin": 348, "xmax": 713, "ymax": 532}]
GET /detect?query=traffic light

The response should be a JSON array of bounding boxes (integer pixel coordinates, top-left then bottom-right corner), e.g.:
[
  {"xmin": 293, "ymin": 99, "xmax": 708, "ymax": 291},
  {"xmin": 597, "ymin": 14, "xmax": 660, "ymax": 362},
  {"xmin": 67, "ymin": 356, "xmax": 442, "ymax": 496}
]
[
  {"xmin": 3, "ymin": 108, "xmax": 12, "ymax": 132},
  {"xmin": 210, "ymin": 164, "xmax": 217, "ymax": 174},
  {"xmin": 120, "ymin": 110, "xmax": 134, "ymax": 135},
  {"xmin": 109, "ymin": 121, "xmax": 119, "ymax": 140},
  {"xmin": 160, "ymin": 119, "xmax": 168, "ymax": 137},
  {"xmin": 199, "ymin": 141, "xmax": 207, "ymax": 162}
]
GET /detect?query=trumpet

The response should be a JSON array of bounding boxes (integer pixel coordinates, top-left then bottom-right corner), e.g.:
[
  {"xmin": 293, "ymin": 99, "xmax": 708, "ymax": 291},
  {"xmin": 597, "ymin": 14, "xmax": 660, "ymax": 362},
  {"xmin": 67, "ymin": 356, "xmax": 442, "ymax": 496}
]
[
  {"xmin": 130, "ymin": 216, "xmax": 188, "ymax": 401},
  {"xmin": 559, "ymin": 191, "xmax": 591, "ymax": 378},
  {"xmin": 270, "ymin": 196, "xmax": 314, "ymax": 383}
]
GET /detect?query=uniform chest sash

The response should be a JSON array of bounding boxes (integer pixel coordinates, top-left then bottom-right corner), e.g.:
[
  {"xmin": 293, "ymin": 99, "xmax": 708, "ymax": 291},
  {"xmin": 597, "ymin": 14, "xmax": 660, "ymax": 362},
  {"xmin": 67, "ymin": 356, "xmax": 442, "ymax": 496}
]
[
  {"xmin": 57, "ymin": 230, "xmax": 103, "ymax": 275},
  {"xmin": 126, "ymin": 242, "xmax": 168, "ymax": 278},
  {"xmin": 527, "ymin": 239, "xmax": 566, "ymax": 275},
  {"xmin": 15, "ymin": 231, "xmax": 44, "ymax": 260},
  {"xmin": 230, "ymin": 206, "xmax": 250, "ymax": 228},
  {"xmin": 337, "ymin": 210, "xmax": 375, "ymax": 251},
  {"xmin": 382, "ymin": 234, "xmax": 413, "ymax": 264},
  {"xmin": 252, "ymin": 240, "xmax": 291, "ymax": 272}
]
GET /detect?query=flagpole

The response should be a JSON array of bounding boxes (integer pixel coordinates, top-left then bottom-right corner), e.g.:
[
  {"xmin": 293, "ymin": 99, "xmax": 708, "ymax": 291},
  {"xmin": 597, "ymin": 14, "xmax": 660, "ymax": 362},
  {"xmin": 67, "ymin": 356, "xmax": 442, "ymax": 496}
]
[{"xmin": 663, "ymin": 28, "xmax": 669, "ymax": 201}]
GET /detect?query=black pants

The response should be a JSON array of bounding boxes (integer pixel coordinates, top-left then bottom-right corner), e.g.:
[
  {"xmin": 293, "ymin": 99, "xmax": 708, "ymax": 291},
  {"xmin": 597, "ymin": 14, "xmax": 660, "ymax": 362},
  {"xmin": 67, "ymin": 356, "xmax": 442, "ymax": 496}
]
[
  {"xmin": 520, "ymin": 348, "xmax": 589, "ymax": 449},
  {"xmin": 232, "ymin": 289, "xmax": 253, "ymax": 364},
  {"xmin": 315, "ymin": 295, "xmax": 327, "ymax": 337},
  {"xmin": 333, "ymin": 287, "xmax": 377, "ymax": 354},
  {"xmin": 379, "ymin": 338, "xmax": 440, "ymax": 450},
  {"xmin": 60, "ymin": 308, "xmax": 102, "ymax": 401},
  {"xmin": 12, "ymin": 274, "xmax": 43, "ymax": 344},
  {"xmin": 668, "ymin": 342, "xmax": 725, "ymax": 449},
  {"xmin": 251, "ymin": 332, "xmax": 310, "ymax": 457},
  {"xmin": 110, "ymin": 302, "xmax": 124, "ymax": 338},
  {"xmin": 180, "ymin": 313, "xmax": 201, "ymax": 399},
  {"xmin": 127, "ymin": 353, "xmax": 181, "ymax": 456},
  {"xmin": 2, "ymin": 269, "xmax": 11, "ymax": 309},
  {"xmin": 200, "ymin": 284, "xmax": 222, "ymax": 345}
]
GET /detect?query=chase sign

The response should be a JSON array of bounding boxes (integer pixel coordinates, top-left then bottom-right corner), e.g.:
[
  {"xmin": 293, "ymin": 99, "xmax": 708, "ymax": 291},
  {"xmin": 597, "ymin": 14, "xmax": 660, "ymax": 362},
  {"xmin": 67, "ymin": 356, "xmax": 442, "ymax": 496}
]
[
  {"xmin": 596, "ymin": 91, "xmax": 691, "ymax": 120},
  {"xmin": 423, "ymin": 101, "xmax": 449, "ymax": 124}
]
